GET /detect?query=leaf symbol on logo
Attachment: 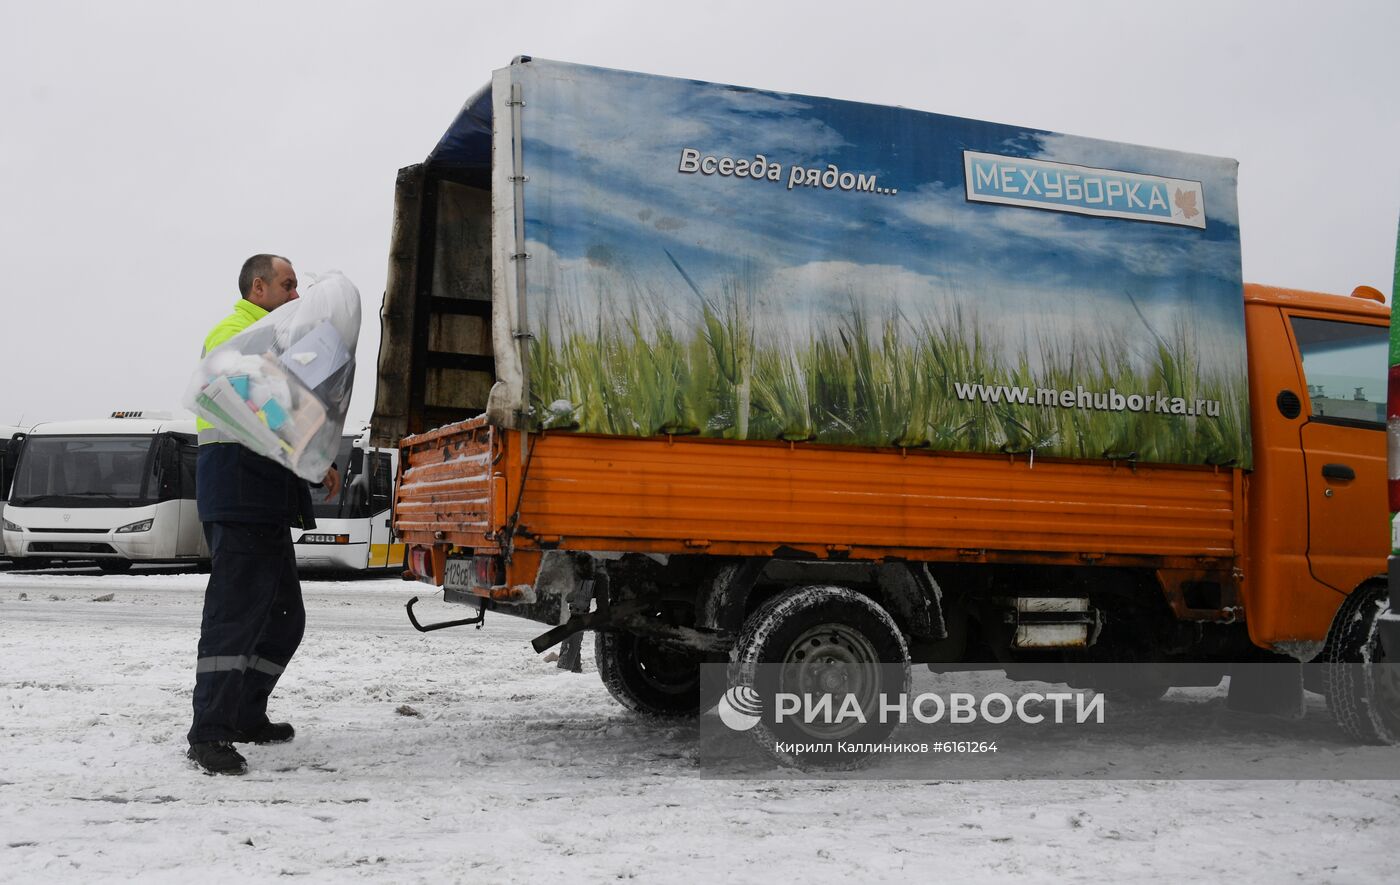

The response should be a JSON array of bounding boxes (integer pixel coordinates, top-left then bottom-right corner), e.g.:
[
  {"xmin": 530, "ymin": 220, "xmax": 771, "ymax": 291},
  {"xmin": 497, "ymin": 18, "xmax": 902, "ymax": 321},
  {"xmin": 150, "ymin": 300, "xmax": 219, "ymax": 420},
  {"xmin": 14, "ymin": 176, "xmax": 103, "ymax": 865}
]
[{"xmin": 1174, "ymin": 188, "xmax": 1200, "ymax": 219}]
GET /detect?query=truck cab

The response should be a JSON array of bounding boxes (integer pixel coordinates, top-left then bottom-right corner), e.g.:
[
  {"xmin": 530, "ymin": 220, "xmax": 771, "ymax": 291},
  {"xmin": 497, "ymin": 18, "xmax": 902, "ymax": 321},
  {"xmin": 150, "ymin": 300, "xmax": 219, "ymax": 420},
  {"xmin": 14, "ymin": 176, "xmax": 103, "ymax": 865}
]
[{"xmin": 1242, "ymin": 285, "xmax": 1388, "ymax": 652}]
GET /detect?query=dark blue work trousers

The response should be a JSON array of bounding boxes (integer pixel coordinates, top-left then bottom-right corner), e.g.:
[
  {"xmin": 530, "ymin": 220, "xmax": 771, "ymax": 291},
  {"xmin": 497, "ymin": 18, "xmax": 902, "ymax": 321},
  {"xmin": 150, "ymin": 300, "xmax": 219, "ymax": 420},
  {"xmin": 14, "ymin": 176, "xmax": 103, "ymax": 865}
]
[{"xmin": 188, "ymin": 522, "xmax": 305, "ymax": 744}]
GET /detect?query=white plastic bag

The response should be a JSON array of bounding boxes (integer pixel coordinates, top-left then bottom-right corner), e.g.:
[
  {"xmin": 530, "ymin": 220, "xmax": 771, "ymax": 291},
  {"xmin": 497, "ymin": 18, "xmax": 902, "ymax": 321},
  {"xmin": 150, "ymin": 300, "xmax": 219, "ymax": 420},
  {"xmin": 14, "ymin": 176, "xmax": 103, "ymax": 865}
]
[{"xmin": 184, "ymin": 271, "xmax": 362, "ymax": 482}]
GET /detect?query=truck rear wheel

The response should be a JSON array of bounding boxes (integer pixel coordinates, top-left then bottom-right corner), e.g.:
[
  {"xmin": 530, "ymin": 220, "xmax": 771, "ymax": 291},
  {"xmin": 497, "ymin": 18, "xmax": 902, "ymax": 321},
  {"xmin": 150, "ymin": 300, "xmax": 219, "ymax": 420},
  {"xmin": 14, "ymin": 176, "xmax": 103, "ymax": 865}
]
[
  {"xmin": 595, "ymin": 630, "xmax": 708, "ymax": 719},
  {"xmin": 729, "ymin": 585, "xmax": 911, "ymax": 768},
  {"xmin": 1324, "ymin": 585, "xmax": 1400, "ymax": 744}
]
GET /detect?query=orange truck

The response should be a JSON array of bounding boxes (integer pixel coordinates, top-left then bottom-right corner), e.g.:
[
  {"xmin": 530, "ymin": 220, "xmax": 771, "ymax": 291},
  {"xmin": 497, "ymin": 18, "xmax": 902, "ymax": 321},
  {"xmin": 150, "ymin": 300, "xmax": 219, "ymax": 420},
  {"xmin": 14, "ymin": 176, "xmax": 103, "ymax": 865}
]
[{"xmin": 372, "ymin": 58, "xmax": 1395, "ymax": 743}]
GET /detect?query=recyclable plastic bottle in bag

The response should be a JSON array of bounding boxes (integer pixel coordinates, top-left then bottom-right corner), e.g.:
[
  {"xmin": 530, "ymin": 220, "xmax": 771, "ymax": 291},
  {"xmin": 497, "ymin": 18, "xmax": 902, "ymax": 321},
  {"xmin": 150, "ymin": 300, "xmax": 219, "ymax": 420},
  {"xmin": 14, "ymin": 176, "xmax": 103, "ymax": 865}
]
[{"xmin": 184, "ymin": 271, "xmax": 362, "ymax": 482}]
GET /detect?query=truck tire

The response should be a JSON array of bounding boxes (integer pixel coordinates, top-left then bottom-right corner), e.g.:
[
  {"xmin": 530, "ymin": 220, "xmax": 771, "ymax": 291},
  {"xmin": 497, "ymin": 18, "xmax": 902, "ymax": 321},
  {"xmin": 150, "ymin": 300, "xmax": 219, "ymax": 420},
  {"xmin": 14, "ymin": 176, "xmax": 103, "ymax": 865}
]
[
  {"xmin": 729, "ymin": 585, "xmax": 911, "ymax": 769},
  {"xmin": 595, "ymin": 630, "xmax": 709, "ymax": 719},
  {"xmin": 1324, "ymin": 584, "xmax": 1400, "ymax": 744}
]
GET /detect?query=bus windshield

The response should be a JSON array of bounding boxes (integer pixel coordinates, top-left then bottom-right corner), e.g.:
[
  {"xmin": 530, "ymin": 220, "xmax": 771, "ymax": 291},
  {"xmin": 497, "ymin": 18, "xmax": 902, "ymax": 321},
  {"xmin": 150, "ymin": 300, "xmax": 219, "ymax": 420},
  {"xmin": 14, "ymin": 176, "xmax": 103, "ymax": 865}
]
[
  {"xmin": 9, "ymin": 435, "xmax": 159, "ymax": 508},
  {"xmin": 310, "ymin": 435, "xmax": 360, "ymax": 519}
]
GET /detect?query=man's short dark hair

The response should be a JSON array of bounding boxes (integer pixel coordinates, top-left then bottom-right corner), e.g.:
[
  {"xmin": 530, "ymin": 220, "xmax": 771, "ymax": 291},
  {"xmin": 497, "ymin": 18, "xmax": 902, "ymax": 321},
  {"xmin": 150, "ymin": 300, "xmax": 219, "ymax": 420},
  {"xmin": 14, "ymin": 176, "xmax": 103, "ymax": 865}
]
[{"xmin": 238, "ymin": 254, "xmax": 290, "ymax": 298}]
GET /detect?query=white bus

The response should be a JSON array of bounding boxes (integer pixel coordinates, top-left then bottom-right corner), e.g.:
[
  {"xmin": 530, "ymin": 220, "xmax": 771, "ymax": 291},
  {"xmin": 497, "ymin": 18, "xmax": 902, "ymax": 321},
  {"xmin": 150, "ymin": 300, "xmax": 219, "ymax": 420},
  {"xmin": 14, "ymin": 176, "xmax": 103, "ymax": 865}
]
[
  {"xmin": 293, "ymin": 425, "xmax": 404, "ymax": 572},
  {"xmin": 2, "ymin": 413, "xmax": 206, "ymax": 572}
]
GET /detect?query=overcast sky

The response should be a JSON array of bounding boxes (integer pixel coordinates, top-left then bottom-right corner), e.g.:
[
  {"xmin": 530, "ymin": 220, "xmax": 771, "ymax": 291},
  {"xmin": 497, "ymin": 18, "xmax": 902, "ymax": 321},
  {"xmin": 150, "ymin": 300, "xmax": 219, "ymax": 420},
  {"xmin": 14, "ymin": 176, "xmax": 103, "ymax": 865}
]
[{"xmin": 2, "ymin": 0, "xmax": 1396, "ymax": 426}]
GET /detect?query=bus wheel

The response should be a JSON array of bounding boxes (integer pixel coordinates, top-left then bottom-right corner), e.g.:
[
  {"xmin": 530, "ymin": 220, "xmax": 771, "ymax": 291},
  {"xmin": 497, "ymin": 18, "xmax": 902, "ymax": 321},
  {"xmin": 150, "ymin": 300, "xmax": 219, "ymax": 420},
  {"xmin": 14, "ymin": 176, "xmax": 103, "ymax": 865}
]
[
  {"xmin": 98, "ymin": 559, "xmax": 132, "ymax": 574},
  {"xmin": 729, "ymin": 586, "xmax": 911, "ymax": 769},
  {"xmin": 1324, "ymin": 584, "xmax": 1400, "ymax": 745},
  {"xmin": 595, "ymin": 630, "xmax": 710, "ymax": 719}
]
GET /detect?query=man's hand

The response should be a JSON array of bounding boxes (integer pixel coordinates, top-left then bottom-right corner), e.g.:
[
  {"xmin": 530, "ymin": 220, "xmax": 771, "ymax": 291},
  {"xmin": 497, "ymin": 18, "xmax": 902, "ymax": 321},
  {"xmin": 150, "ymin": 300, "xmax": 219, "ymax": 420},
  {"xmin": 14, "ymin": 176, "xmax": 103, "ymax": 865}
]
[{"xmin": 321, "ymin": 467, "xmax": 342, "ymax": 502}]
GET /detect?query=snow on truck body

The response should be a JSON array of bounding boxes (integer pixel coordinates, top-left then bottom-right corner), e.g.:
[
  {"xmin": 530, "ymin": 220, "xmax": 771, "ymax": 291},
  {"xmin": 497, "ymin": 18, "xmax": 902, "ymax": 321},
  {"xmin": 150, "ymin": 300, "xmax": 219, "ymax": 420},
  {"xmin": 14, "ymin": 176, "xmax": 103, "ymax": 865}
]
[{"xmin": 373, "ymin": 58, "xmax": 1394, "ymax": 755}]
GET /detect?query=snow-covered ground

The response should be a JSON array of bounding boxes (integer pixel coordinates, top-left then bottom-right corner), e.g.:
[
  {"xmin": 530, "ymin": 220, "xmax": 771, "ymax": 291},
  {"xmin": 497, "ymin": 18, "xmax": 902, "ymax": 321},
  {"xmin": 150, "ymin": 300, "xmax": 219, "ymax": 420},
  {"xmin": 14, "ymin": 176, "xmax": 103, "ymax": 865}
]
[{"xmin": 2, "ymin": 568, "xmax": 1397, "ymax": 883}]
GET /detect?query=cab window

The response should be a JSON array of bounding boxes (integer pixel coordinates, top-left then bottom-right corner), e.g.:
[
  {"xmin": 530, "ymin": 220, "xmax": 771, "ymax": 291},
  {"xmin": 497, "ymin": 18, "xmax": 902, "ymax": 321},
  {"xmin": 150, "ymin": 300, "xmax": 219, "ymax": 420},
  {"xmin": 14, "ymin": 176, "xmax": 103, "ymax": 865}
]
[{"xmin": 1290, "ymin": 316, "xmax": 1387, "ymax": 427}]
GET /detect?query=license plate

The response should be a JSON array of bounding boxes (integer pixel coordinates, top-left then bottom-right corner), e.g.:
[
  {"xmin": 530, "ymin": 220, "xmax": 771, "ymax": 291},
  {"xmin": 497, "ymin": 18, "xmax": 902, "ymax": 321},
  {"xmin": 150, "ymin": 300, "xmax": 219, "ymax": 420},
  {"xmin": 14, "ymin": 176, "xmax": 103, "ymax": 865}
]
[{"xmin": 443, "ymin": 556, "xmax": 474, "ymax": 593}]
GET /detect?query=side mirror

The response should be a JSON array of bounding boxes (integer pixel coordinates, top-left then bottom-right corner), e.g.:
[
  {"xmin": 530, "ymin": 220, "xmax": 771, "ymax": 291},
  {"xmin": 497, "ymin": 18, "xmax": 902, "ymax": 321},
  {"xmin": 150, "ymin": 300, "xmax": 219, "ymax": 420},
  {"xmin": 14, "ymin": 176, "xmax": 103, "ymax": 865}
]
[
  {"xmin": 156, "ymin": 435, "xmax": 181, "ymax": 475},
  {"xmin": 4, "ymin": 433, "xmax": 27, "ymax": 466},
  {"xmin": 0, "ymin": 434, "xmax": 21, "ymax": 497}
]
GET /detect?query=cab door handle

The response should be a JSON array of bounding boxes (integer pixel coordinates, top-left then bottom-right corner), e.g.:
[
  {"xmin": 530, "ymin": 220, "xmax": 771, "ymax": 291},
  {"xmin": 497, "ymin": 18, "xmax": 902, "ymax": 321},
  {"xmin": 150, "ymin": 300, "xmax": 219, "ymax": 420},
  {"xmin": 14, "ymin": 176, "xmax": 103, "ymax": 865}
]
[{"xmin": 1321, "ymin": 463, "xmax": 1355, "ymax": 481}]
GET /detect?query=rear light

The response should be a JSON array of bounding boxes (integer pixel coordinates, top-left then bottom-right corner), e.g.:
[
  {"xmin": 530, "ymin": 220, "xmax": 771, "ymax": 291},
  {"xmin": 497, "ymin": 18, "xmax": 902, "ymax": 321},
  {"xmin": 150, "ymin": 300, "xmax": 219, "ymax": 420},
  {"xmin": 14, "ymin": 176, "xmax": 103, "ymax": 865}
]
[
  {"xmin": 1389, "ymin": 364, "xmax": 1400, "ymax": 513},
  {"xmin": 473, "ymin": 555, "xmax": 503, "ymax": 587},
  {"xmin": 409, "ymin": 546, "xmax": 433, "ymax": 581}
]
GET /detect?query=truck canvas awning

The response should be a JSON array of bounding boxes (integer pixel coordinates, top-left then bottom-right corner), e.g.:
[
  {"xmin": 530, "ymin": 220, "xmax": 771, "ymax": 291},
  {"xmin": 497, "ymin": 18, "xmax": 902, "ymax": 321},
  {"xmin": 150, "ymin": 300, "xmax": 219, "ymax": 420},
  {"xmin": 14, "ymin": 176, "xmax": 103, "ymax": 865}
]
[{"xmin": 426, "ymin": 83, "xmax": 493, "ymax": 170}]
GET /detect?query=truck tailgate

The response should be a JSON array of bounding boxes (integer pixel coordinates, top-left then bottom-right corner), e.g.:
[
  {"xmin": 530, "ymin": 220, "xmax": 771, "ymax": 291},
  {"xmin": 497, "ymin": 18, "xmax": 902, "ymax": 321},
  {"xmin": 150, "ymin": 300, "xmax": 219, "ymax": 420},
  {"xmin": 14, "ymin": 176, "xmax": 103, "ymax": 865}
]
[{"xmin": 395, "ymin": 416, "xmax": 502, "ymax": 548}]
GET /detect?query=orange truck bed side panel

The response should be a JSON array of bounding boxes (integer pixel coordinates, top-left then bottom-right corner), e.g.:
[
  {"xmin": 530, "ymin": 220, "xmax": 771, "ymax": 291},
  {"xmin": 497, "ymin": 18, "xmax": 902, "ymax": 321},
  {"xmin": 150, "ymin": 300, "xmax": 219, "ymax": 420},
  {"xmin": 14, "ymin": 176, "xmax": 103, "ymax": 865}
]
[{"xmin": 397, "ymin": 416, "xmax": 1239, "ymax": 566}]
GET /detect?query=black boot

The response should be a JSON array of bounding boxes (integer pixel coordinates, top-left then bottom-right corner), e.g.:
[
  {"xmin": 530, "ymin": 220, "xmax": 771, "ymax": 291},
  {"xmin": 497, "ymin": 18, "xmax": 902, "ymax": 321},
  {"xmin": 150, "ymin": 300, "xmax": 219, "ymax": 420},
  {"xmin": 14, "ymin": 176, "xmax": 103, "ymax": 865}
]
[
  {"xmin": 188, "ymin": 741, "xmax": 248, "ymax": 775},
  {"xmin": 236, "ymin": 721, "xmax": 295, "ymax": 744}
]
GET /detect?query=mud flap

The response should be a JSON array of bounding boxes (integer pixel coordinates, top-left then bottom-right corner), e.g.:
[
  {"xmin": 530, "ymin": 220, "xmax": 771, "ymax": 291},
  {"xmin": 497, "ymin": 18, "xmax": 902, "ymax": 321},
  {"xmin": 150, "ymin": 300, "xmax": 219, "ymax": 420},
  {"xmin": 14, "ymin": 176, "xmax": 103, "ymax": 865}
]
[
  {"xmin": 882, "ymin": 562, "xmax": 946, "ymax": 640},
  {"xmin": 1380, "ymin": 561, "xmax": 1400, "ymax": 656},
  {"xmin": 1226, "ymin": 663, "xmax": 1305, "ymax": 719}
]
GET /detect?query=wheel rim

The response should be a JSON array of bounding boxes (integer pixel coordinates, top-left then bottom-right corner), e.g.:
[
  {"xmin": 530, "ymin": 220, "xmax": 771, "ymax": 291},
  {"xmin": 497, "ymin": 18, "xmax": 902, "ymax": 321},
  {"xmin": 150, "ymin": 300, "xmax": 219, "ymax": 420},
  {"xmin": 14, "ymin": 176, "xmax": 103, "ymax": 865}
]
[
  {"xmin": 779, "ymin": 623, "xmax": 882, "ymax": 740},
  {"xmin": 630, "ymin": 638, "xmax": 699, "ymax": 697}
]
